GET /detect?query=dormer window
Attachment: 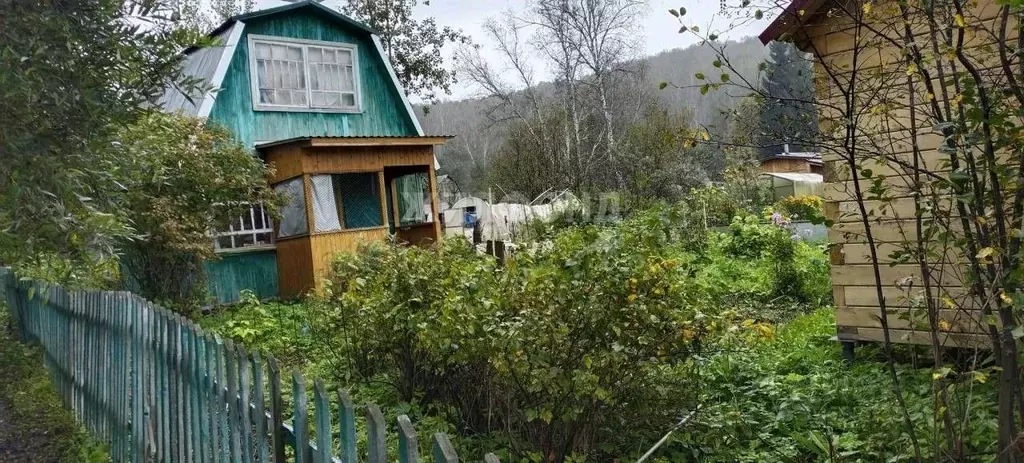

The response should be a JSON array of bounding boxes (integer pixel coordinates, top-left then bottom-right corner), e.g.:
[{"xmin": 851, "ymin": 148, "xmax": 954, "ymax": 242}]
[{"xmin": 248, "ymin": 35, "xmax": 361, "ymax": 113}]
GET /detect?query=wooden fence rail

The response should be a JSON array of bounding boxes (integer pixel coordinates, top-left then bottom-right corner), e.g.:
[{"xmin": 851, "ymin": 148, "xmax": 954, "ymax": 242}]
[{"xmin": 0, "ymin": 269, "xmax": 499, "ymax": 462}]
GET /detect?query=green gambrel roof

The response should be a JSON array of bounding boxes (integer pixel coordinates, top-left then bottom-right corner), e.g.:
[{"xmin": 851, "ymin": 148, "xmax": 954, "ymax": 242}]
[{"xmin": 211, "ymin": 0, "xmax": 377, "ymax": 37}]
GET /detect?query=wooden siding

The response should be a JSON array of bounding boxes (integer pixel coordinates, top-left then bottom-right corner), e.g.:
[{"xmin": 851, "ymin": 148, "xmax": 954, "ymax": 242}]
[
  {"xmin": 309, "ymin": 227, "xmax": 389, "ymax": 283},
  {"xmin": 275, "ymin": 236, "xmax": 315, "ymax": 299},
  {"xmin": 761, "ymin": 158, "xmax": 819, "ymax": 174},
  {"xmin": 802, "ymin": 0, "xmax": 1004, "ymax": 346},
  {"xmin": 204, "ymin": 248, "xmax": 279, "ymax": 304},
  {"xmin": 207, "ymin": 9, "xmax": 419, "ymax": 148},
  {"xmin": 265, "ymin": 144, "xmax": 436, "ymax": 183}
]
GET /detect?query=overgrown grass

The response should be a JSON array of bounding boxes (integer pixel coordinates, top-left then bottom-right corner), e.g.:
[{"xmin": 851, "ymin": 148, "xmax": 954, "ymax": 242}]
[
  {"xmin": 0, "ymin": 308, "xmax": 107, "ymax": 462},
  {"xmin": 665, "ymin": 309, "xmax": 999, "ymax": 462}
]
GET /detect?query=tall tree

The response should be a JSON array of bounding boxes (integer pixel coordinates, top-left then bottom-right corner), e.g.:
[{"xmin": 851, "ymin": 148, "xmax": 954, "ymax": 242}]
[
  {"xmin": 0, "ymin": 0, "xmax": 201, "ymax": 281},
  {"xmin": 757, "ymin": 41, "xmax": 818, "ymax": 158},
  {"xmin": 341, "ymin": 0, "xmax": 470, "ymax": 102}
]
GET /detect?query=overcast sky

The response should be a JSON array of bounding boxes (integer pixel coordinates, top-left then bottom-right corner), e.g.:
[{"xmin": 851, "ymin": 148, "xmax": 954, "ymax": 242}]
[{"xmin": 248, "ymin": 0, "xmax": 772, "ymax": 101}]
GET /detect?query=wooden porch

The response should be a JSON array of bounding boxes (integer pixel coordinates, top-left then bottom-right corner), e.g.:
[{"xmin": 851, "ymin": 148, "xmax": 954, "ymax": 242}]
[{"xmin": 259, "ymin": 136, "xmax": 449, "ymax": 299}]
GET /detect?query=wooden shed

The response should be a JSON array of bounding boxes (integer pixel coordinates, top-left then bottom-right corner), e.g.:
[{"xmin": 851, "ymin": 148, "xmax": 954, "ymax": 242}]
[
  {"xmin": 259, "ymin": 136, "xmax": 448, "ymax": 299},
  {"xmin": 759, "ymin": 0, "xmax": 1005, "ymax": 347}
]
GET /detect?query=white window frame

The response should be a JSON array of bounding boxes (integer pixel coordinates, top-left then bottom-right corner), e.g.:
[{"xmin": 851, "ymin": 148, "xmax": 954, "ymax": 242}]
[
  {"xmin": 247, "ymin": 34, "xmax": 362, "ymax": 114},
  {"xmin": 213, "ymin": 204, "xmax": 276, "ymax": 253}
]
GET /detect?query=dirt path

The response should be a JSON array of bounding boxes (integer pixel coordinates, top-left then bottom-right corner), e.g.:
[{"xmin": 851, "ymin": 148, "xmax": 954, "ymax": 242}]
[
  {"xmin": 0, "ymin": 389, "xmax": 65, "ymax": 462},
  {"xmin": 0, "ymin": 312, "xmax": 102, "ymax": 462}
]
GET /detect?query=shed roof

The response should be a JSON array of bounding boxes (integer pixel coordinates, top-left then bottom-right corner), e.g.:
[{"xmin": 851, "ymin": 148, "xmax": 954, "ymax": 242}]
[
  {"xmin": 761, "ymin": 172, "xmax": 823, "ymax": 183},
  {"xmin": 763, "ymin": 152, "xmax": 823, "ymax": 166}
]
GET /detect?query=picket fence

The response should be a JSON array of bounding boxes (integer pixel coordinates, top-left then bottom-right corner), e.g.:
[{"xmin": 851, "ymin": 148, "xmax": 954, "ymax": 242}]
[{"xmin": 0, "ymin": 269, "xmax": 500, "ymax": 463}]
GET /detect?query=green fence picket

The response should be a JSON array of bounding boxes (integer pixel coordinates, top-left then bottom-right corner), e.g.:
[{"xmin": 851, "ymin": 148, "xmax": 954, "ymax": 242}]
[
  {"xmin": 337, "ymin": 390, "xmax": 357, "ymax": 463},
  {"xmin": 205, "ymin": 332, "xmax": 219, "ymax": 463},
  {"xmin": 293, "ymin": 370, "xmax": 310, "ymax": 463},
  {"xmin": 268, "ymin": 357, "xmax": 285, "ymax": 463},
  {"xmin": 366, "ymin": 404, "xmax": 386, "ymax": 463},
  {"xmin": 224, "ymin": 338, "xmax": 240, "ymax": 463},
  {"xmin": 251, "ymin": 351, "xmax": 269, "ymax": 463},
  {"xmin": 190, "ymin": 323, "xmax": 204, "ymax": 463},
  {"xmin": 313, "ymin": 379, "xmax": 332, "ymax": 463},
  {"xmin": 432, "ymin": 433, "xmax": 458, "ymax": 463},
  {"xmin": 397, "ymin": 415, "xmax": 419, "ymax": 463},
  {"xmin": 237, "ymin": 344, "xmax": 254, "ymax": 463}
]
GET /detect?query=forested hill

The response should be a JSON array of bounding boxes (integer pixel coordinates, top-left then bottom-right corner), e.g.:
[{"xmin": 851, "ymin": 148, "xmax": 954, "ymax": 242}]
[{"xmin": 418, "ymin": 36, "xmax": 768, "ymax": 195}]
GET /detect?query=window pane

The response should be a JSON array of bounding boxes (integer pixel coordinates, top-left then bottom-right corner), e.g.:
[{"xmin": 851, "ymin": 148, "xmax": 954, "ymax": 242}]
[
  {"xmin": 336, "ymin": 173, "xmax": 383, "ymax": 229},
  {"xmin": 275, "ymin": 178, "xmax": 308, "ymax": 238},
  {"xmin": 306, "ymin": 46, "xmax": 356, "ymax": 108},
  {"xmin": 255, "ymin": 232, "xmax": 273, "ymax": 246},
  {"xmin": 216, "ymin": 235, "xmax": 234, "ymax": 249},
  {"xmin": 396, "ymin": 172, "xmax": 432, "ymax": 226},
  {"xmin": 342, "ymin": 93, "xmax": 356, "ymax": 107},
  {"xmin": 237, "ymin": 233, "xmax": 255, "ymax": 247},
  {"xmin": 254, "ymin": 41, "xmax": 306, "ymax": 107},
  {"xmin": 255, "ymin": 43, "xmax": 272, "ymax": 59}
]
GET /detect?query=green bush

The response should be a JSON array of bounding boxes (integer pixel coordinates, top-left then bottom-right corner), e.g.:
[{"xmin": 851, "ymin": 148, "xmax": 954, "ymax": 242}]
[{"xmin": 312, "ymin": 214, "xmax": 730, "ymax": 461}]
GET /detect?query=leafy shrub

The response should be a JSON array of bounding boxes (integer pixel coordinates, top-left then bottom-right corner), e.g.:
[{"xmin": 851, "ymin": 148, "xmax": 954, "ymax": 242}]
[
  {"xmin": 199, "ymin": 296, "xmax": 314, "ymax": 367},
  {"xmin": 313, "ymin": 217, "xmax": 726, "ymax": 461}
]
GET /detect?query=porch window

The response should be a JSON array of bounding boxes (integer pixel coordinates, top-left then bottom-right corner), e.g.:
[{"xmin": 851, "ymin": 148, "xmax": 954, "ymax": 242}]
[
  {"xmin": 395, "ymin": 172, "xmax": 433, "ymax": 226},
  {"xmin": 310, "ymin": 173, "xmax": 384, "ymax": 233},
  {"xmin": 213, "ymin": 204, "xmax": 274, "ymax": 251},
  {"xmin": 249, "ymin": 35, "xmax": 360, "ymax": 112},
  {"xmin": 275, "ymin": 177, "xmax": 308, "ymax": 238}
]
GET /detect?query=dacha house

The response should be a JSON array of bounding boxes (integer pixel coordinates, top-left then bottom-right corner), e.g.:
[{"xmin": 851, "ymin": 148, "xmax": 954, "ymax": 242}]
[{"xmin": 158, "ymin": 1, "xmax": 448, "ymax": 303}]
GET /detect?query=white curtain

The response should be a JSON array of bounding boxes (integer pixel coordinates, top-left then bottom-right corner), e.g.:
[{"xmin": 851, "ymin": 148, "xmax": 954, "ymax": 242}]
[
  {"xmin": 311, "ymin": 174, "xmax": 342, "ymax": 232},
  {"xmin": 275, "ymin": 178, "xmax": 308, "ymax": 238},
  {"xmin": 396, "ymin": 173, "xmax": 428, "ymax": 225}
]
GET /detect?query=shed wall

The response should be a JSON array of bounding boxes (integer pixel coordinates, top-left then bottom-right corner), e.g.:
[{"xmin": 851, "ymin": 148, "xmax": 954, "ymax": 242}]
[{"xmin": 802, "ymin": 0, "xmax": 1005, "ymax": 346}]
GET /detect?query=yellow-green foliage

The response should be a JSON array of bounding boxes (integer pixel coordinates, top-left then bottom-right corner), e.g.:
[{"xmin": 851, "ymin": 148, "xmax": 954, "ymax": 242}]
[{"xmin": 774, "ymin": 194, "xmax": 826, "ymax": 224}]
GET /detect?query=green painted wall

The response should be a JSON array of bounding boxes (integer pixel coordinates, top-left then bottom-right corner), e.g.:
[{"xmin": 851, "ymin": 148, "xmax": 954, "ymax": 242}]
[
  {"xmin": 204, "ymin": 249, "xmax": 279, "ymax": 304},
  {"xmin": 208, "ymin": 10, "xmax": 419, "ymax": 148}
]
